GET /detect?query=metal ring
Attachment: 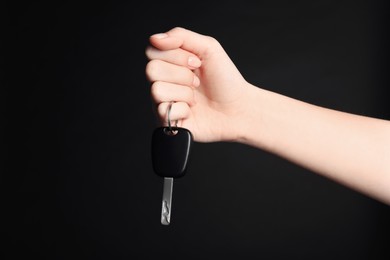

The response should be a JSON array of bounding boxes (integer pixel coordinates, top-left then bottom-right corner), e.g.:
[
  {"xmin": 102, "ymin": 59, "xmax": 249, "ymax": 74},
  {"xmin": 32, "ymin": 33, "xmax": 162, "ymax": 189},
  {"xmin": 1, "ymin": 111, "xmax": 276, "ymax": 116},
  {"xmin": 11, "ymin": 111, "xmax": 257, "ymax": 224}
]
[{"xmin": 166, "ymin": 102, "xmax": 178, "ymax": 135}]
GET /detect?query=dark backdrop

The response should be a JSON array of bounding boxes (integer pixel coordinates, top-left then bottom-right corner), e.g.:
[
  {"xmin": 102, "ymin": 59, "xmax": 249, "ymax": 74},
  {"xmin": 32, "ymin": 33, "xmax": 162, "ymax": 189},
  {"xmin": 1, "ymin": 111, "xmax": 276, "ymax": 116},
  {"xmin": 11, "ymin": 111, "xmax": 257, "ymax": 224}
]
[{"xmin": 3, "ymin": 1, "xmax": 390, "ymax": 259}]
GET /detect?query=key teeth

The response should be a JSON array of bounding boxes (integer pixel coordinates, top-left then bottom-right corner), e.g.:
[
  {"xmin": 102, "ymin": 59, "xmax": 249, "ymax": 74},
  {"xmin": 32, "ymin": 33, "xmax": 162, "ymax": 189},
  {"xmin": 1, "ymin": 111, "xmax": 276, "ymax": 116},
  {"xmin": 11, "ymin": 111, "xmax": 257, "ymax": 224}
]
[{"xmin": 161, "ymin": 200, "xmax": 170, "ymax": 225}]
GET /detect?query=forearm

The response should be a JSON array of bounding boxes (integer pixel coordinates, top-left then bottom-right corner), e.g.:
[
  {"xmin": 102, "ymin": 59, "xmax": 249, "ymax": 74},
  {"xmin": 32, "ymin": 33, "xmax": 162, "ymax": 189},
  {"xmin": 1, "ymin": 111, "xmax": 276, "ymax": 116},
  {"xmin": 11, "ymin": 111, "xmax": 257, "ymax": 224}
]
[
  {"xmin": 237, "ymin": 83, "xmax": 390, "ymax": 204},
  {"xmin": 145, "ymin": 28, "xmax": 390, "ymax": 204}
]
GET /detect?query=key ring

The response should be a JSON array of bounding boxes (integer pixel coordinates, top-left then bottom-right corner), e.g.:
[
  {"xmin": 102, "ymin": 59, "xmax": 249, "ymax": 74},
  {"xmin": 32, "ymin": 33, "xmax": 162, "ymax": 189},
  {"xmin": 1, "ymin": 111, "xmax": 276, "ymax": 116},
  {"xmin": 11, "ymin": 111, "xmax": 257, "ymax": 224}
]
[{"xmin": 165, "ymin": 101, "xmax": 178, "ymax": 135}]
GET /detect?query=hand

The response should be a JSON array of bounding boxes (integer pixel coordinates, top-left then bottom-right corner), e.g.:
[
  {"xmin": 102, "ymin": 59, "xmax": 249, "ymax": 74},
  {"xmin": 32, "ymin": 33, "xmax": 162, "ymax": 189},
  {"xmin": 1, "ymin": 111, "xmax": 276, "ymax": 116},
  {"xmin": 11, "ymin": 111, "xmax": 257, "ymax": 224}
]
[{"xmin": 145, "ymin": 27, "xmax": 251, "ymax": 142}]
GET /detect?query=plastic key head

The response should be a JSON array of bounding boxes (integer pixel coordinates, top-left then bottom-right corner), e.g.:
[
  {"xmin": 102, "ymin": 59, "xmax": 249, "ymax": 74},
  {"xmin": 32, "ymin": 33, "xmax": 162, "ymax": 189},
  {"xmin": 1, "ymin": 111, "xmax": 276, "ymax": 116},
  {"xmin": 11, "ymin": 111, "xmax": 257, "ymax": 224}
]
[{"xmin": 151, "ymin": 126, "xmax": 193, "ymax": 178}]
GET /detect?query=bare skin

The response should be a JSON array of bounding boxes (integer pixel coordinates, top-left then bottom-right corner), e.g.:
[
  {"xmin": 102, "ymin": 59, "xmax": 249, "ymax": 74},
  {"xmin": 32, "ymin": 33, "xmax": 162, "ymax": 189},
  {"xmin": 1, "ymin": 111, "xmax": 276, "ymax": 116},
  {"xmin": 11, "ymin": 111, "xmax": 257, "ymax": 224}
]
[{"xmin": 145, "ymin": 27, "xmax": 390, "ymax": 205}]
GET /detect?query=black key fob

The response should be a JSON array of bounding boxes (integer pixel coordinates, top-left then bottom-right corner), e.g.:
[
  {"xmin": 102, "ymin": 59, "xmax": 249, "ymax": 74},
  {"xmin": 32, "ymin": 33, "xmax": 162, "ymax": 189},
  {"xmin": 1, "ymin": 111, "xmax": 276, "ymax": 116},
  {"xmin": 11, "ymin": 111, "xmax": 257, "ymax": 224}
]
[{"xmin": 151, "ymin": 127, "xmax": 193, "ymax": 178}]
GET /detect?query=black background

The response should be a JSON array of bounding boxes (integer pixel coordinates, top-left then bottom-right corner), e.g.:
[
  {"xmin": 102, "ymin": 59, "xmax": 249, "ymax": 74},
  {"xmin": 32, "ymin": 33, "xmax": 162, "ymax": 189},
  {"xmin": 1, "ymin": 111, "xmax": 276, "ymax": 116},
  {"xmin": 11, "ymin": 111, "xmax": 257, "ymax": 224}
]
[{"xmin": 3, "ymin": 1, "xmax": 390, "ymax": 259}]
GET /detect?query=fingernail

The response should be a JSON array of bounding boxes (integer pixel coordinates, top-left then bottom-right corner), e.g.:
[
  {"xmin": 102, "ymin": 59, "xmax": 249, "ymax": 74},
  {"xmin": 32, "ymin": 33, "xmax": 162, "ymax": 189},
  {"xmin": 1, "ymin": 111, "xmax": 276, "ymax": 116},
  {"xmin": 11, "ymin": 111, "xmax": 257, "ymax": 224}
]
[
  {"xmin": 151, "ymin": 33, "xmax": 168, "ymax": 39},
  {"xmin": 193, "ymin": 75, "xmax": 200, "ymax": 87},
  {"xmin": 188, "ymin": 56, "xmax": 201, "ymax": 68}
]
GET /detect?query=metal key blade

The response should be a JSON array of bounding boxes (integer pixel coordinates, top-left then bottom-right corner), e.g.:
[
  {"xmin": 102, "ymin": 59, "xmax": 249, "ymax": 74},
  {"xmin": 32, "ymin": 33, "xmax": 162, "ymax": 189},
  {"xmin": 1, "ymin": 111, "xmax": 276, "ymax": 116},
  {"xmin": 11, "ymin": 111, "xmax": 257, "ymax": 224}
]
[{"xmin": 161, "ymin": 177, "xmax": 173, "ymax": 225}]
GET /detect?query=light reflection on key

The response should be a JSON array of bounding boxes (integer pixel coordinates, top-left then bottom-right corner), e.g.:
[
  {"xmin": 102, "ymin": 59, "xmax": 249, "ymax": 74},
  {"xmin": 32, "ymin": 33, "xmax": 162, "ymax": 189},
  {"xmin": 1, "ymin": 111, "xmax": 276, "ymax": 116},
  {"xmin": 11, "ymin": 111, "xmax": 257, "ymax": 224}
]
[{"xmin": 161, "ymin": 177, "xmax": 173, "ymax": 225}]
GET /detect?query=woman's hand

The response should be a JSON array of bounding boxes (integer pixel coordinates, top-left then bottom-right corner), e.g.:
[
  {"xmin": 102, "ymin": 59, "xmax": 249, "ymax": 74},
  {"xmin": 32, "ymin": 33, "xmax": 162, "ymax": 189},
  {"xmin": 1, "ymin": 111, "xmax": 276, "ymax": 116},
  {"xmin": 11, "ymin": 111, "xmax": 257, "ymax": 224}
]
[{"xmin": 145, "ymin": 27, "xmax": 251, "ymax": 142}]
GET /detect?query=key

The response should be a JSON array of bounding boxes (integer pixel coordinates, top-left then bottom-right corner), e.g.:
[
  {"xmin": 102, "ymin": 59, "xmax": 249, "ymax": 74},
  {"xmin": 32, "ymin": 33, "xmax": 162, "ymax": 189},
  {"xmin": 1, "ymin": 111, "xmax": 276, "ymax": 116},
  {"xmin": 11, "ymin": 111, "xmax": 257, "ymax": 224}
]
[
  {"xmin": 151, "ymin": 126, "xmax": 193, "ymax": 225},
  {"xmin": 161, "ymin": 177, "xmax": 173, "ymax": 225}
]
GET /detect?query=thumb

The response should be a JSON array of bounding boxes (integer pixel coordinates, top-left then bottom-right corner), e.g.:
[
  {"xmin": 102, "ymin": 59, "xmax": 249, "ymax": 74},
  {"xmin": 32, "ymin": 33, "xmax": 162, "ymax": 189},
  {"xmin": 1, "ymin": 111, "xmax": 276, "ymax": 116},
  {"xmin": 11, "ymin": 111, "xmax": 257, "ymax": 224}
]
[{"xmin": 150, "ymin": 27, "xmax": 218, "ymax": 58}]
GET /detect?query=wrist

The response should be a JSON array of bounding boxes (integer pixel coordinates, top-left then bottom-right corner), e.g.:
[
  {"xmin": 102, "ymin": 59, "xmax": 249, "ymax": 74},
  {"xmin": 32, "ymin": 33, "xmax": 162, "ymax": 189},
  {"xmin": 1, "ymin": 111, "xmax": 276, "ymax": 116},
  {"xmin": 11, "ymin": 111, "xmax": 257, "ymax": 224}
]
[
  {"xmin": 233, "ymin": 83, "xmax": 275, "ymax": 150},
  {"xmin": 228, "ymin": 83, "xmax": 265, "ymax": 144}
]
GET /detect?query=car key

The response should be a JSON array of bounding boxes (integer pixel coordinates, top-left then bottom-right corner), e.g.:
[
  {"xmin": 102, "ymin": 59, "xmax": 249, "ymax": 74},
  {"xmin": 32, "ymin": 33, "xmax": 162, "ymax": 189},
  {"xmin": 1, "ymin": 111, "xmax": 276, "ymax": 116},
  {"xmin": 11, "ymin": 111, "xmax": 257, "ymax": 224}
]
[
  {"xmin": 152, "ymin": 126, "xmax": 193, "ymax": 225},
  {"xmin": 151, "ymin": 102, "xmax": 193, "ymax": 225}
]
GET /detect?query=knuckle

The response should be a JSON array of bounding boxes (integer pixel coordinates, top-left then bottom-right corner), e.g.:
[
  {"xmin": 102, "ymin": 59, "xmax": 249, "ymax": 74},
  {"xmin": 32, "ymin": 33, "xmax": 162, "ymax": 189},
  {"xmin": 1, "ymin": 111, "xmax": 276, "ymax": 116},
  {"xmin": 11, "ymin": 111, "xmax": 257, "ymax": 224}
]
[
  {"xmin": 145, "ymin": 60, "xmax": 162, "ymax": 81},
  {"xmin": 157, "ymin": 103, "xmax": 168, "ymax": 119},
  {"xmin": 205, "ymin": 36, "xmax": 220, "ymax": 47},
  {"xmin": 145, "ymin": 46, "xmax": 153, "ymax": 59},
  {"xmin": 150, "ymin": 82, "xmax": 163, "ymax": 102},
  {"xmin": 170, "ymin": 26, "xmax": 185, "ymax": 34}
]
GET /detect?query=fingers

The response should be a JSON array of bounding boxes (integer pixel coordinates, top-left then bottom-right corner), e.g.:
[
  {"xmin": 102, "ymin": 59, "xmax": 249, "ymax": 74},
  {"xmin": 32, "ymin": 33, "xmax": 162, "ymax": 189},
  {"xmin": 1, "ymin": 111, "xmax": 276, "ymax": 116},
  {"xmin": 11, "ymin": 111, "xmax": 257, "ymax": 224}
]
[
  {"xmin": 151, "ymin": 81, "xmax": 196, "ymax": 106},
  {"xmin": 149, "ymin": 33, "xmax": 183, "ymax": 50},
  {"xmin": 150, "ymin": 80, "xmax": 196, "ymax": 124},
  {"xmin": 145, "ymin": 46, "xmax": 201, "ymax": 69},
  {"xmin": 150, "ymin": 27, "xmax": 220, "ymax": 57},
  {"xmin": 157, "ymin": 102, "xmax": 190, "ymax": 125},
  {"xmin": 146, "ymin": 59, "xmax": 200, "ymax": 87},
  {"xmin": 147, "ymin": 27, "xmax": 216, "ymax": 126}
]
